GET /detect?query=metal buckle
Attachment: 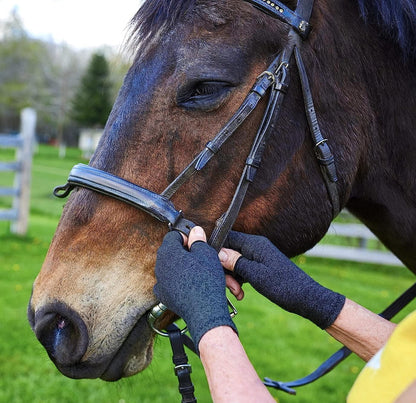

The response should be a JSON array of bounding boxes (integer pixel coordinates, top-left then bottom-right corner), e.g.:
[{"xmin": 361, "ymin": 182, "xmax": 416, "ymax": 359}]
[
  {"xmin": 227, "ymin": 297, "xmax": 238, "ymax": 318},
  {"xmin": 315, "ymin": 138, "xmax": 328, "ymax": 148},
  {"xmin": 256, "ymin": 70, "xmax": 275, "ymax": 84},
  {"xmin": 174, "ymin": 363, "xmax": 192, "ymax": 376}
]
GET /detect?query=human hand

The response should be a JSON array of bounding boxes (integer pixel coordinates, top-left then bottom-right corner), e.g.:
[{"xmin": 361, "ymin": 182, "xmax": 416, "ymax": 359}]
[
  {"xmin": 154, "ymin": 226, "xmax": 237, "ymax": 349},
  {"xmin": 219, "ymin": 231, "xmax": 345, "ymax": 329}
]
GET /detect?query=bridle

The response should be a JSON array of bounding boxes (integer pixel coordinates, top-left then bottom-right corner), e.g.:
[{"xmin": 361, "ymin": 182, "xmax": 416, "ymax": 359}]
[
  {"xmin": 55, "ymin": 0, "xmax": 339, "ymax": 248},
  {"xmin": 53, "ymin": 0, "xmax": 343, "ymax": 400}
]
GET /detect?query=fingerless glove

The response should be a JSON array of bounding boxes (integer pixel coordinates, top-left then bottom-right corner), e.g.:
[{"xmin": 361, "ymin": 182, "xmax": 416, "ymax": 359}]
[
  {"xmin": 226, "ymin": 231, "xmax": 345, "ymax": 329},
  {"xmin": 154, "ymin": 231, "xmax": 237, "ymax": 350}
]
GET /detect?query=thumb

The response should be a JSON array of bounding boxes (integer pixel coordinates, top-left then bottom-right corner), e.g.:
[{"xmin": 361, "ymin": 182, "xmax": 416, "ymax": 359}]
[
  {"xmin": 187, "ymin": 226, "xmax": 207, "ymax": 249},
  {"xmin": 219, "ymin": 247, "xmax": 242, "ymax": 272}
]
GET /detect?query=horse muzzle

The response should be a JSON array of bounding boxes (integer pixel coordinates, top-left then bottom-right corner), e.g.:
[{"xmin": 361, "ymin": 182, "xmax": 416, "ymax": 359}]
[{"xmin": 28, "ymin": 300, "xmax": 156, "ymax": 380}]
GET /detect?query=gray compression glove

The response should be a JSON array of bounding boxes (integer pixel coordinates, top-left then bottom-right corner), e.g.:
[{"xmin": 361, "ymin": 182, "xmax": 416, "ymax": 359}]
[
  {"xmin": 226, "ymin": 231, "xmax": 346, "ymax": 329},
  {"xmin": 154, "ymin": 231, "xmax": 237, "ymax": 350}
]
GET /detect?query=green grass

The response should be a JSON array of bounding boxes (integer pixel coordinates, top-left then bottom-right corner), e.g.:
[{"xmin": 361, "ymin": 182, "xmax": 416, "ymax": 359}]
[{"xmin": 0, "ymin": 145, "xmax": 415, "ymax": 402}]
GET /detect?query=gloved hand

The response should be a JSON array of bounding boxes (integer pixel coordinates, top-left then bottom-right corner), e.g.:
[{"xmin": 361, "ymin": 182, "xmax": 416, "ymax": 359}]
[
  {"xmin": 154, "ymin": 227, "xmax": 237, "ymax": 350},
  {"xmin": 221, "ymin": 231, "xmax": 345, "ymax": 329}
]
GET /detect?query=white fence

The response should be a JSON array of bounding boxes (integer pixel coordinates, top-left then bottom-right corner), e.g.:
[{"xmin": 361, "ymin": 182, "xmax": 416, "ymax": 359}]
[
  {"xmin": 0, "ymin": 108, "xmax": 36, "ymax": 235},
  {"xmin": 305, "ymin": 218, "xmax": 404, "ymax": 267}
]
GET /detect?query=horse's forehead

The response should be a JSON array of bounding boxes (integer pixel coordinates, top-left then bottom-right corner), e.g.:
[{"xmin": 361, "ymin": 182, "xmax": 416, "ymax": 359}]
[{"xmin": 133, "ymin": 2, "xmax": 260, "ymax": 66}]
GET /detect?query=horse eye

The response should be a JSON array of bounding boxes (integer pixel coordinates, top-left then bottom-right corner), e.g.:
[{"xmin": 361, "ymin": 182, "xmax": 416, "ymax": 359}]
[{"xmin": 177, "ymin": 81, "xmax": 233, "ymax": 111}]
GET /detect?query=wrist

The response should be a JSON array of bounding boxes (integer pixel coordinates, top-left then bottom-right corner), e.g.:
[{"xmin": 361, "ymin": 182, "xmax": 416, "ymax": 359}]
[
  {"xmin": 187, "ymin": 313, "xmax": 238, "ymax": 353},
  {"xmin": 304, "ymin": 287, "xmax": 346, "ymax": 329},
  {"xmin": 199, "ymin": 325, "xmax": 239, "ymax": 353}
]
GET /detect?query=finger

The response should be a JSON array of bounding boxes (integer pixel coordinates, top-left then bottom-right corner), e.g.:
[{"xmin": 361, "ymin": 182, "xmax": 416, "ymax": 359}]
[
  {"xmin": 226, "ymin": 275, "xmax": 244, "ymax": 301},
  {"xmin": 218, "ymin": 247, "xmax": 242, "ymax": 272},
  {"xmin": 187, "ymin": 226, "xmax": 207, "ymax": 249},
  {"xmin": 162, "ymin": 230, "xmax": 186, "ymax": 247}
]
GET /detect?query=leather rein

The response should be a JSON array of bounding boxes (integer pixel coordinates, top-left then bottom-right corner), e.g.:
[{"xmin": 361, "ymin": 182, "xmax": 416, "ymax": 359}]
[{"xmin": 53, "ymin": 0, "xmax": 416, "ymax": 400}]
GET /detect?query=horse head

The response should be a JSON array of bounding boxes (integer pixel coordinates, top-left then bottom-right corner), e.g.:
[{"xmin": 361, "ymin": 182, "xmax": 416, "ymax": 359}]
[{"xmin": 28, "ymin": 0, "xmax": 416, "ymax": 382}]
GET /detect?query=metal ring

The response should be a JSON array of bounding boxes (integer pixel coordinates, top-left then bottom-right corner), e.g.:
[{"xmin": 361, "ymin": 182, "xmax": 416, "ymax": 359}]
[
  {"xmin": 256, "ymin": 70, "xmax": 275, "ymax": 83},
  {"xmin": 147, "ymin": 298, "xmax": 238, "ymax": 337},
  {"xmin": 147, "ymin": 302, "xmax": 188, "ymax": 337},
  {"xmin": 227, "ymin": 297, "xmax": 238, "ymax": 318}
]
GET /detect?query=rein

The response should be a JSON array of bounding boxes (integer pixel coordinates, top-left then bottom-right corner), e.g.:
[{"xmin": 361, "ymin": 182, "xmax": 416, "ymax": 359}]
[{"xmin": 52, "ymin": 0, "xmax": 416, "ymax": 400}]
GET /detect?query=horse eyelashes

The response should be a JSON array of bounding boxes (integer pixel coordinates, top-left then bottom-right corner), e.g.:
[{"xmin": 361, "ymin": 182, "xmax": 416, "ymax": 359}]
[{"xmin": 176, "ymin": 81, "xmax": 233, "ymax": 110}]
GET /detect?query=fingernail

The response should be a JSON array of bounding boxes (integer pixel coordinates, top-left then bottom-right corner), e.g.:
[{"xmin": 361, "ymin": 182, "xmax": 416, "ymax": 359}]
[
  {"xmin": 193, "ymin": 226, "xmax": 204, "ymax": 236},
  {"xmin": 218, "ymin": 250, "xmax": 227, "ymax": 262}
]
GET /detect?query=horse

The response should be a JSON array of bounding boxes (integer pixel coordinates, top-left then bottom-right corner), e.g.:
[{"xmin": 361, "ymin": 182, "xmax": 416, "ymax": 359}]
[{"xmin": 28, "ymin": 0, "xmax": 416, "ymax": 383}]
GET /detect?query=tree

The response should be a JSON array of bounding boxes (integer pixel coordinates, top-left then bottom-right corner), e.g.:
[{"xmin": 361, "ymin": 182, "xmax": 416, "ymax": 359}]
[
  {"xmin": 0, "ymin": 10, "xmax": 128, "ymax": 144},
  {"xmin": 0, "ymin": 10, "xmax": 52, "ymax": 132},
  {"xmin": 71, "ymin": 53, "xmax": 113, "ymax": 128},
  {"xmin": 0, "ymin": 10, "xmax": 85, "ymax": 142}
]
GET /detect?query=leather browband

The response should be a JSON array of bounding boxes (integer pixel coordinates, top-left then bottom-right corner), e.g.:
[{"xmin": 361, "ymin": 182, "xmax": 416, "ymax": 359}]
[
  {"xmin": 53, "ymin": 164, "xmax": 195, "ymax": 236},
  {"xmin": 243, "ymin": 0, "xmax": 311, "ymax": 38}
]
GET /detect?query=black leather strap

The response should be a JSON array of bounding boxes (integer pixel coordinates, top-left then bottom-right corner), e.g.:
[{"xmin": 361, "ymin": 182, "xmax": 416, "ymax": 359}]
[
  {"xmin": 294, "ymin": 47, "xmax": 340, "ymax": 217},
  {"xmin": 209, "ymin": 52, "xmax": 292, "ymax": 251},
  {"xmin": 167, "ymin": 324, "xmax": 197, "ymax": 403},
  {"xmin": 244, "ymin": 0, "xmax": 312, "ymax": 38},
  {"xmin": 53, "ymin": 164, "xmax": 195, "ymax": 236},
  {"xmin": 264, "ymin": 281, "xmax": 416, "ymax": 394},
  {"xmin": 161, "ymin": 55, "xmax": 281, "ymax": 200}
]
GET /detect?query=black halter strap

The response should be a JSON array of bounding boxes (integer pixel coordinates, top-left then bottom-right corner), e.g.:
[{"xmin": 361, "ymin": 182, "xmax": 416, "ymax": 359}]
[{"xmin": 244, "ymin": 0, "xmax": 311, "ymax": 38}]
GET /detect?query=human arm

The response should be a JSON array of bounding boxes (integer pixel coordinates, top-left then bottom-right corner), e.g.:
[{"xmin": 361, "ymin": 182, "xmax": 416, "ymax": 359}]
[
  {"xmin": 220, "ymin": 231, "xmax": 395, "ymax": 361},
  {"xmin": 326, "ymin": 298, "xmax": 395, "ymax": 361},
  {"xmin": 199, "ymin": 326, "xmax": 275, "ymax": 403},
  {"xmin": 192, "ymin": 227, "xmax": 274, "ymax": 401},
  {"xmin": 395, "ymin": 380, "xmax": 416, "ymax": 402},
  {"xmin": 153, "ymin": 227, "xmax": 274, "ymax": 402}
]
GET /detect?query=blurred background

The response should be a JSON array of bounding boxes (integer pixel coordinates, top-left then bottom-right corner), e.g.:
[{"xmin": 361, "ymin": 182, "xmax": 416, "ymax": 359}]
[{"xmin": 0, "ymin": 0, "xmax": 141, "ymax": 147}]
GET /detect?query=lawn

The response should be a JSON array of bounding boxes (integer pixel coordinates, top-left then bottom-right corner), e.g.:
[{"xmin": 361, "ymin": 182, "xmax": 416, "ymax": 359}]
[{"xmin": 0, "ymin": 145, "xmax": 415, "ymax": 402}]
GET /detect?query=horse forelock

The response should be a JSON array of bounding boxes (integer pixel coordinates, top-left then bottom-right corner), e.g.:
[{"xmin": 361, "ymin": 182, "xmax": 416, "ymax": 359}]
[
  {"xmin": 357, "ymin": 0, "xmax": 416, "ymax": 58},
  {"xmin": 127, "ymin": 0, "xmax": 231, "ymax": 53},
  {"xmin": 127, "ymin": 0, "xmax": 194, "ymax": 48}
]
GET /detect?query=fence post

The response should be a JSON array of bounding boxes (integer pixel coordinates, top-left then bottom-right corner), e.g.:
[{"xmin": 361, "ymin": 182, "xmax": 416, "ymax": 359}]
[{"xmin": 10, "ymin": 108, "xmax": 36, "ymax": 235}]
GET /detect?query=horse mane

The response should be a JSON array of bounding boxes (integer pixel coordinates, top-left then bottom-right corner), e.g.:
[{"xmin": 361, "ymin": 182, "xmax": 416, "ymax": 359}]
[
  {"xmin": 127, "ymin": 0, "xmax": 416, "ymax": 59},
  {"xmin": 357, "ymin": 0, "xmax": 416, "ymax": 58},
  {"xmin": 127, "ymin": 0, "xmax": 196, "ymax": 53}
]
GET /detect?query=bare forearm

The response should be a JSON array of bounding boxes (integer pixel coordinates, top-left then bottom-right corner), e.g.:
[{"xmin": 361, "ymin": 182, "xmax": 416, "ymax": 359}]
[
  {"xmin": 326, "ymin": 298, "xmax": 396, "ymax": 361},
  {"xmin": 199, "ymin": 326, "xmax": 275, "ymax": 403}
]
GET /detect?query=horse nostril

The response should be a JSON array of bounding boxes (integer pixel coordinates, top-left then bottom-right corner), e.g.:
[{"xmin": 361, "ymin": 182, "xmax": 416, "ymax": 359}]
[
  {"xmin": 56, "ymin": 315, "xmax": 67, "ymax": 330},
  {"xmin": 33, "ymin": 302, "xmax": 89, "ymax": 366}
]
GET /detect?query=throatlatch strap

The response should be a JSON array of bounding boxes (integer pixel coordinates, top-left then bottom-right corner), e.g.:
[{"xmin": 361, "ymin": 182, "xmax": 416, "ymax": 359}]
[
  {"xmin": 294, "ymin": 47, "xmax": 340, "ymax": 217},
  {"xmin": 167, "ymin": 324, "xmax": 197, "ymax": 403}
]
